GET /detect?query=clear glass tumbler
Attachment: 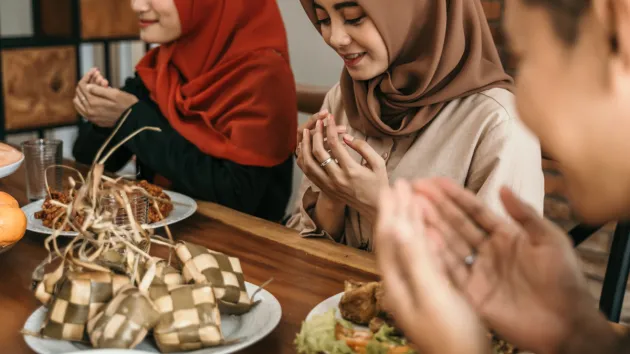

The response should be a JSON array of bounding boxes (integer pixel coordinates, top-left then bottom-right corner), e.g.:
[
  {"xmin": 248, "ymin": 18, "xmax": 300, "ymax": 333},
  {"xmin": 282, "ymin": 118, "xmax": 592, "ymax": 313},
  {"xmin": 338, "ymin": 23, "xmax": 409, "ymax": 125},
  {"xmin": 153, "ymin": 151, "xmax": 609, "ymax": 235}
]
[{"xmin": 21, "ymin": 139, "xmax": 63, "ymax": 201}]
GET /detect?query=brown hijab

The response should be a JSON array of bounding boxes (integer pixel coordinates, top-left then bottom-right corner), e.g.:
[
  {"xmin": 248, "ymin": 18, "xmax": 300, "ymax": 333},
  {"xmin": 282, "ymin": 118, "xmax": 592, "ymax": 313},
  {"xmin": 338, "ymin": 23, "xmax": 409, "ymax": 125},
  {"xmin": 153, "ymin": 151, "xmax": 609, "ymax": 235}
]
[{"xmin": 300, "ymin": 0, "xmax": 513, "ymax": 137}]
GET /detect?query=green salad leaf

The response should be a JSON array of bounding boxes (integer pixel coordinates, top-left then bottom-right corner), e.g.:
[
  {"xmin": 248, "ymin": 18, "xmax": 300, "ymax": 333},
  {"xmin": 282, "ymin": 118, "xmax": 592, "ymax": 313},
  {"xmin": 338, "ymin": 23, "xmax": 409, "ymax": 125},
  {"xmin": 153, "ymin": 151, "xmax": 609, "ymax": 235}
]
[{"xmin": 295, "ymin": 309, "xmax": 354, "ymax": 354}]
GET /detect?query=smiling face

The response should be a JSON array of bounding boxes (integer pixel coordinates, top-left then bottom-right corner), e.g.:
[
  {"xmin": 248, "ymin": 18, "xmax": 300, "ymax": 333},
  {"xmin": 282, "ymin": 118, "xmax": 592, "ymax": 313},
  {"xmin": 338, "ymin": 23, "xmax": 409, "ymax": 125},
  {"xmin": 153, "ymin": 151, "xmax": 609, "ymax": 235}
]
[
  {"xmin": 313, "ymin": 0, "xmax": 388, "ymax": 80},
  {"xmin": 131, "ymin": 0, "xmax": 182, "ymax": 44},
  {"xmin": 504, "ymin": 0, "xmax": 630, "ymax": 223}
]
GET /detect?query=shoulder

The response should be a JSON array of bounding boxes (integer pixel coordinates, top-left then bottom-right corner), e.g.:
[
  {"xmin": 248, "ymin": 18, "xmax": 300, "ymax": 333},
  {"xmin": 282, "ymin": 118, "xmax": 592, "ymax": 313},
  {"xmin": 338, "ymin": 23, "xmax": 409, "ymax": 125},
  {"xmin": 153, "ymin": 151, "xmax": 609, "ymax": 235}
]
[{"xmin": 441, "ymin": 88, "xmax": 533, "ymax": 140}]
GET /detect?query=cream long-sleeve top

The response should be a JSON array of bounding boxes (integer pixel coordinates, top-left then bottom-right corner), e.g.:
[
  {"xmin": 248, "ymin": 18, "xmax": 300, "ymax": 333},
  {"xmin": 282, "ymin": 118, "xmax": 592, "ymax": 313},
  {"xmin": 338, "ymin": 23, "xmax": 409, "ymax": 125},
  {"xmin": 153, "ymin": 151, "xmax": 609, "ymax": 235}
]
[{"xmin": 286, "ymin": 84, "xmax": 544, "ymax": 251}]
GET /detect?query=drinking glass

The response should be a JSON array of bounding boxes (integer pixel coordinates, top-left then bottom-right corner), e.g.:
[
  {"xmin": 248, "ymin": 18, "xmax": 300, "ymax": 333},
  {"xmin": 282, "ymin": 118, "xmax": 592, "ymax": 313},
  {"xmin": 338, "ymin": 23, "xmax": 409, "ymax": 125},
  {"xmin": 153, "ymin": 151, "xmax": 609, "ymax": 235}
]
[{"xmin": 21, "ymin": 139, "xmax": 63, "ymax": 201}]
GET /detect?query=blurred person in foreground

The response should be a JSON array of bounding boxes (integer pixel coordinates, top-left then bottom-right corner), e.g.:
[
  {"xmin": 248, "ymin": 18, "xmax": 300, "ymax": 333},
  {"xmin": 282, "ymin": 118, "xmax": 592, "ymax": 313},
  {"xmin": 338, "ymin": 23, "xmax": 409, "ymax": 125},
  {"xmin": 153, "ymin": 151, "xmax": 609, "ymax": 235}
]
[{"xmin": 374, "ymin": 0, "xmax": 630, "ymax": 353}]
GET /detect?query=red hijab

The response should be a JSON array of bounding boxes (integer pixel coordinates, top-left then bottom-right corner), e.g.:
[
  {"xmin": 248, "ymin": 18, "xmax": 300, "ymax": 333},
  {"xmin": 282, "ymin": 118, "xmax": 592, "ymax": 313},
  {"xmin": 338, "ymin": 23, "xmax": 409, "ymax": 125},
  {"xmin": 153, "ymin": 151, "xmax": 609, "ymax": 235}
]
[{"xmin": 136, "ymin": 0, "xmax": 297, "ymax": 167}]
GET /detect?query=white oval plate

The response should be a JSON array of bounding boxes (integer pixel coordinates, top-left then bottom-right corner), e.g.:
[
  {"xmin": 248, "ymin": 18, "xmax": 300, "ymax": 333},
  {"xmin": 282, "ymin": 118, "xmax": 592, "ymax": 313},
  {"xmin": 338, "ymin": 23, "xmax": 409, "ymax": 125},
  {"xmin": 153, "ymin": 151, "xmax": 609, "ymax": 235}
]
[
  {"xmin": 0, "ymin": 153, "xmax": 24, "ymax": 179},
  {"xmin": 22, "ymin": 191, "xmax": 197, "ymax": 236},
  {"xmin": 23, "ymin": 282, "xmax": 282, "ymax": 354}
]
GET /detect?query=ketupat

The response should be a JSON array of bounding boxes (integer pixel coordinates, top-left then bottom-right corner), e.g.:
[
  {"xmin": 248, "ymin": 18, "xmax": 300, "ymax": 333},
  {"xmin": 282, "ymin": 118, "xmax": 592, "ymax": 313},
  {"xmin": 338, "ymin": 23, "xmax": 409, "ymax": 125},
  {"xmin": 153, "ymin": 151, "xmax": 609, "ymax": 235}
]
[
  {"xmin": 175, "ymin": 241, "xmax": 259, "ymax": 314},
  {"xmin": 40, "ymin": 271, "xmax": 130, "ymax": 341},
  {"xmin": 87, "ymin": 284, "xmax": 160, "ymax": 349},
  {"xmin": 149, "ymin": 283, "xmax": 225, "ymax": 352}
]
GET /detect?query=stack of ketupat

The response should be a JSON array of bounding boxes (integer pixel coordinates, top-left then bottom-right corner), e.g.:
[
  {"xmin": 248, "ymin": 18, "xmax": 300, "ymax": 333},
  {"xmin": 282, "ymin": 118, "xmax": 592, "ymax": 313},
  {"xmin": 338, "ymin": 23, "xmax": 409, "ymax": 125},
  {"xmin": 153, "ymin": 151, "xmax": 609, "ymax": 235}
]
[{"xmin": 26, "ymin": 110, "xmax": 265, "ymax": 352}]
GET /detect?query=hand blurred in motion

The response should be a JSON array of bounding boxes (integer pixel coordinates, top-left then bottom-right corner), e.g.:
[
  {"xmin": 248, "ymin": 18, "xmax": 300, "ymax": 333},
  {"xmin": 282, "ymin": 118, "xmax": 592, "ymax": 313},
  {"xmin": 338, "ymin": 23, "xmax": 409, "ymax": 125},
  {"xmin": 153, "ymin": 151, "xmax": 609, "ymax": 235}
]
[
  {"xmin": 412, "ymin": 178, "xmax": 613, "ymax": 354},
  {"xmin": 374, "ymin": 179, "xmax": 489, "ymax": 354}
]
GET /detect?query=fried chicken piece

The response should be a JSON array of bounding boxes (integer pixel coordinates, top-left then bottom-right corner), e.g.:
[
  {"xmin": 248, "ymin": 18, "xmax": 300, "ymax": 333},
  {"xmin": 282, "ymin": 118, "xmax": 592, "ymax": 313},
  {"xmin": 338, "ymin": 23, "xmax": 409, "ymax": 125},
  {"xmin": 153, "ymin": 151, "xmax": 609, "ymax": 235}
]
[{"xmin": 339, "ymin": 280, "xmax": 380, "ymax": 325}]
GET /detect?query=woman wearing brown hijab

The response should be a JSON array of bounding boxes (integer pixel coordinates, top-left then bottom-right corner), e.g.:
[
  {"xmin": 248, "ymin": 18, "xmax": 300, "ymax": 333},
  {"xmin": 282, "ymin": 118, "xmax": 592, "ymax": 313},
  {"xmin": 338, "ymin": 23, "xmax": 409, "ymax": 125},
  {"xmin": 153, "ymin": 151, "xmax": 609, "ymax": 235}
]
[{"xmin": 287, "ymin": 0, "xmax": 544, "ymax": 250}]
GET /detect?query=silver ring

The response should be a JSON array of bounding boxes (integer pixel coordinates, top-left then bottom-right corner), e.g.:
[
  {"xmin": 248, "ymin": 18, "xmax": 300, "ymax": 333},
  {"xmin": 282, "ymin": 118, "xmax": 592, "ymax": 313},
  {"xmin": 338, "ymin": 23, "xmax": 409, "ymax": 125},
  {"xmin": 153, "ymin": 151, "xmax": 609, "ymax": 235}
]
[
  {"xmin": 320, "ymin": 157, "xmax": 334, "ymax": 168},
  {"xmin": 464, "ymin": 253, "xmax": 476, "ymax": 266}
]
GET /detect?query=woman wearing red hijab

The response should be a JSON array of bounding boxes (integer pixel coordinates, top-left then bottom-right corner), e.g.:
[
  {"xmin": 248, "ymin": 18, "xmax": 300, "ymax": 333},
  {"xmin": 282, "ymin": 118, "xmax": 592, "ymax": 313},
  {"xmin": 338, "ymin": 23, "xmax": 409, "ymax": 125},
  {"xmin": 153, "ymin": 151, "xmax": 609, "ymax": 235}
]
[{"xmin": 72, "ymin": 0, "xmax": 297, "ymax": 221}]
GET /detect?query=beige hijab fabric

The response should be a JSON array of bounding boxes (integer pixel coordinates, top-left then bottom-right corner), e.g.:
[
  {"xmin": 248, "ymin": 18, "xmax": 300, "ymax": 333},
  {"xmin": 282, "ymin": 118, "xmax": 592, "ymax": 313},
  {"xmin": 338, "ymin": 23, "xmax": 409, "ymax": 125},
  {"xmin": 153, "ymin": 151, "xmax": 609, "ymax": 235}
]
[{"xmin": 300, "ymin": 0, "xmax": 513, "ymax": 137}]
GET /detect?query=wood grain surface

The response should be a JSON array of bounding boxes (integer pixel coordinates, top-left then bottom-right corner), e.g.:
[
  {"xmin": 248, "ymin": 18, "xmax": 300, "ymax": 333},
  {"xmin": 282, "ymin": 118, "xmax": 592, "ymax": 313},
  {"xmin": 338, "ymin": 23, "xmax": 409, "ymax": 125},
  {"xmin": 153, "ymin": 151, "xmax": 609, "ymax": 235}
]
[
  {"xmin": 80, "ymin": 0, "xmax": 139, "ymax": 39},
  {"xmin": 1, "ymin": 46, "xmax": 77, "ymax": 130}
]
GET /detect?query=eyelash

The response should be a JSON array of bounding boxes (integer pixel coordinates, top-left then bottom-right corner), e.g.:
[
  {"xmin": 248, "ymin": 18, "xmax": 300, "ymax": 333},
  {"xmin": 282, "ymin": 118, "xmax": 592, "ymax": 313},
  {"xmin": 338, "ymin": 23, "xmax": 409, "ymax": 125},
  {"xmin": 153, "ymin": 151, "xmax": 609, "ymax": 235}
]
[{"xmin": 316, "ymin": 16, "xmax": 365, "ymax": 26}]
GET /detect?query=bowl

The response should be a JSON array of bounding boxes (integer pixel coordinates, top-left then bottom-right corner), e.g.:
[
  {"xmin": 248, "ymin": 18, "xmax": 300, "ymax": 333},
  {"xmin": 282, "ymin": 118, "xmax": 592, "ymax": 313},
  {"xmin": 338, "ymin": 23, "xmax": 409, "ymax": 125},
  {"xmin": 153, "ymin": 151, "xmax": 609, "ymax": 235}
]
[{"xmin": 0, "ymin": 154, "xmax": 24, "ymax": 179}]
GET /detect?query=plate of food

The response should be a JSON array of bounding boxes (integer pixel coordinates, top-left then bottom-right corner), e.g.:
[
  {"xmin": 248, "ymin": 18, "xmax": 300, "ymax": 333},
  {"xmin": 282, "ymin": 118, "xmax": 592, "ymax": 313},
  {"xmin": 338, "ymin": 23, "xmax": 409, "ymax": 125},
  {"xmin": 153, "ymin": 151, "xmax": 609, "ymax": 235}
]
[
  {"xmin": 23, "ymin": 281, "xmax": 282, "ymax": 354},
  {"xmin": 297, "ymin": 281, "xmax": 519, "ymax": 354},
  {"xmin": 0, "ymin": 142, "xmax": 24, "ymax": 179},
  {"xmin": 21, "ymin": 180, "xmax": 197, "ymax": 236}
]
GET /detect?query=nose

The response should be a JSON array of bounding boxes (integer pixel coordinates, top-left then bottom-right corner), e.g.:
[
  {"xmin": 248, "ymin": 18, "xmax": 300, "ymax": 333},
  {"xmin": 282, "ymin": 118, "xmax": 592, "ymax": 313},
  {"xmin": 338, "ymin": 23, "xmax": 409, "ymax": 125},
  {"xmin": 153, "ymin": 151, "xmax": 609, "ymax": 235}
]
[
  {"xmin": 131, "ymin": 0, "xmax": 149, "ymax": 13},
  {"xmin": 328, "ymin": 21, "xmax": 351, "ymax": 49}
]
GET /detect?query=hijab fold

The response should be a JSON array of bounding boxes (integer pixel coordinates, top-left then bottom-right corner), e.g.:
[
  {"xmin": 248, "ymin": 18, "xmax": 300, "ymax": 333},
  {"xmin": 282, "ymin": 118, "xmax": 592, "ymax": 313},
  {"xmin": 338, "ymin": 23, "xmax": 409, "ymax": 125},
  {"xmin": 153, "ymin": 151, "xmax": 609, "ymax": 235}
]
[
  {"xmin": 300, "ymin": 0, "xmax": 513, "ymax": 137},
  {"xmin": 137, "ymin": 0, "xmax": 297, "ymax": 167}
]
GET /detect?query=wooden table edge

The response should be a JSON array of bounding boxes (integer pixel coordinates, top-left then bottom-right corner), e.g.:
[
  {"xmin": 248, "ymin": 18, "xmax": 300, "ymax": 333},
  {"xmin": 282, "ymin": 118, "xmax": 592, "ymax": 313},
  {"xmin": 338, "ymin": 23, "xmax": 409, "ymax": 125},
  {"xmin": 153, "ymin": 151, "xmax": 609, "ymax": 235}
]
[{"xmin": 195, "ymin": 200, "xmax": 379, "ymax": 276}]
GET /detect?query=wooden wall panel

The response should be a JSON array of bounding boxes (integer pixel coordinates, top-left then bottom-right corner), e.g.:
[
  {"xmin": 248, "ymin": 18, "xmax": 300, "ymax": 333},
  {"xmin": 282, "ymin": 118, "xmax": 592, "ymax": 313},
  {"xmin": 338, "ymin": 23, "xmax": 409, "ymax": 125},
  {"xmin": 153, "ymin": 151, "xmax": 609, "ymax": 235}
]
[
  {"xmin": 1, "ymin": 46, "xmax": 77, "ymax": 130},
  {"xmin": 80, "ymin": 0, "xmax": 139, "ymax": 39},
  {"xmin": 38, "ymin": 0, "xmax": 73, "ymax": 37}
]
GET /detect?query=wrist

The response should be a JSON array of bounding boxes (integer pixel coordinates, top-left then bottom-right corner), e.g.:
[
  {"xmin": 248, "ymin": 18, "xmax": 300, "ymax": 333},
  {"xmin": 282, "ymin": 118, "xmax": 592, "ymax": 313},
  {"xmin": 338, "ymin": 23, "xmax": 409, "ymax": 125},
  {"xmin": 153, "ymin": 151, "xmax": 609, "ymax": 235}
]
[{"xmin": 547, "ymin": 310, "xmax": 620, "ymax": 354}]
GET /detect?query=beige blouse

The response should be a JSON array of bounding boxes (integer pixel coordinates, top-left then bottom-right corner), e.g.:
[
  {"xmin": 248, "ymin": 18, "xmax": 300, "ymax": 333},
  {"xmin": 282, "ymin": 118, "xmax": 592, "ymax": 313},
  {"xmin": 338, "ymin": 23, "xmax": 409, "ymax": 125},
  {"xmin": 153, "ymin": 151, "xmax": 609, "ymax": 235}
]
[{"xmin": 287, "ymin": 84, "xmax": 544, "ymax": 251}]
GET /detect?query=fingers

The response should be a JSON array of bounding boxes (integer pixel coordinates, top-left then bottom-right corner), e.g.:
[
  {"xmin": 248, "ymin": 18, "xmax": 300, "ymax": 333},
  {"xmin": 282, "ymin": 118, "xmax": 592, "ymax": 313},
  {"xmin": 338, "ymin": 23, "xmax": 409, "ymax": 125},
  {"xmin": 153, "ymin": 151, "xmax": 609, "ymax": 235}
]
[
  {"xmin": 300, "ymin": 128, "xmax": 334, "ymax": 188},
  {"xmin": 86, "ymin": 85, "xmax": 119, "ymax": 101},
  {"xmin": 343, "ymin": 133, "xmax": 385, "ymax": 172},
  {"xmin": 499, "ymin": 187, "xmax": 553, "ymax": 245},
  {"xmin": 313, "ymin": 119, "xmax": 344, "ymax": 177},
  {"xmin": 434, "ymin": 178, "xmax": 505, "ymax": 235},
  {"xmin": 73, "ymin": 96, "xmax": 89, "ymax": 117},
  {"xmin": 297, "ymin": 110, "xmax": 329, "ymax": 144},
  {"xmin": 414, "ymin": 179, "xmax": 488, "ymax": 250}
]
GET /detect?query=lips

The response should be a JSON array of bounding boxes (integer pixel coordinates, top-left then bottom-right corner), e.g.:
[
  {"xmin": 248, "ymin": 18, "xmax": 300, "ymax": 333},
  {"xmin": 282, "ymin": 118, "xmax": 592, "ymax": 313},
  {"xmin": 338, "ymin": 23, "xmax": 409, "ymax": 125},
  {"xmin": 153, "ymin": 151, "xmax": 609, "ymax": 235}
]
[
  {"xmin": 139, "ymin": 19, "xmax": 158, "ymax": 28},
  {"xmin": 341, "ymin": 52, "xmax": 366, "ymax": 67}
]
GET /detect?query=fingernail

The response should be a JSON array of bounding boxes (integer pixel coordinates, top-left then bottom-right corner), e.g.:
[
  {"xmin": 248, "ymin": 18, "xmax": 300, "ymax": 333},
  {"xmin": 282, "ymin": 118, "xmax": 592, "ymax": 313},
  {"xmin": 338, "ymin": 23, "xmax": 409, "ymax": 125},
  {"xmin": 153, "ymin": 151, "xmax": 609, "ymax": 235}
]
[
  {"xmin": 86, "ymin": 84, "xmax": 93, "ymax": 91},
  {"xmin": 343, "ymin": 134, "xmax": 354, "ymax": 142},
  {"xmin": 316, "ymin": 120, "xmax": 321, "ymax": 128},
  {"xmin": 320, "ymin": 109, "xmax": 329, "ymax": 115}
]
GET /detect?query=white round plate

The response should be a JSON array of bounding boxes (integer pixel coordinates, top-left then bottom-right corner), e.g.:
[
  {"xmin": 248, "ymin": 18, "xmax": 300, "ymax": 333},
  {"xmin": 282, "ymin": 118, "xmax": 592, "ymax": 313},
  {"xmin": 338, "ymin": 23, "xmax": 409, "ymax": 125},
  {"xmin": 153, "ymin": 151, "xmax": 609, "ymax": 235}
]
[
  {"xmin": 23, "ymin": 282, "xmax": 282, "ymax": 354},
  {"xmin": 0, "ymin": 153, "xmax": 24, "ymax": 179},
  {"xmin": 22, "ymin": 190, "xmax": 197, "ymax": 236}
]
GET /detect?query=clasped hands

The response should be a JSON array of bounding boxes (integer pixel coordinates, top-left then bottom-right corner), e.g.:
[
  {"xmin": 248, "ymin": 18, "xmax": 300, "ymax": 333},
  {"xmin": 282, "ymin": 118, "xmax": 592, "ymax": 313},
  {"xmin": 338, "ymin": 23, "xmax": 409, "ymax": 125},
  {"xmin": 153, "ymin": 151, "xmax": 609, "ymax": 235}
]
[
  {"xmin": 74, "ymin": 68, "xmax": 139, "ymax": 128},
  {"xmin": 295, "ymin": 110, "xmax": 389, "ymax": 219}
]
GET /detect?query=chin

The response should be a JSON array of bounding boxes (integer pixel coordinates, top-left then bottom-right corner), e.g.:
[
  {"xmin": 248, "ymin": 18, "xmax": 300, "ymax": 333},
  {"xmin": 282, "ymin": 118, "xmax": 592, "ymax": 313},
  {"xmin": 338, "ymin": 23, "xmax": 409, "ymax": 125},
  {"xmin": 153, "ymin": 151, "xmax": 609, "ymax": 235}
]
[{"xmin": 347, "ymin": 69, "xmax": 378, "ymax": 81}]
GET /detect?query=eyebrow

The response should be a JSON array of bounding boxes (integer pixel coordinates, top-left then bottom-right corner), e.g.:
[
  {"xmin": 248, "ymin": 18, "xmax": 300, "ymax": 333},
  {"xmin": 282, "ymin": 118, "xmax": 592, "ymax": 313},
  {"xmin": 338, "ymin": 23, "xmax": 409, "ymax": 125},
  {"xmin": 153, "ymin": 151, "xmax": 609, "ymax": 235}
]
[{"xmin": 313, "ymin": 1, "xmax": 359, "ymax": 11}]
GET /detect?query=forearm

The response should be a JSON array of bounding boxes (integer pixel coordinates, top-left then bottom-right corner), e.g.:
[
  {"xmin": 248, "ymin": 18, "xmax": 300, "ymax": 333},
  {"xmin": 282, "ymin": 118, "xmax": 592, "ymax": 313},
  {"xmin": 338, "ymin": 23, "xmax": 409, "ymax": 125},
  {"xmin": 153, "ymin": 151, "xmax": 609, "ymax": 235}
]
[{"xmin": 312, "ymin": 194, "xmax": 347, "ymax": 240}]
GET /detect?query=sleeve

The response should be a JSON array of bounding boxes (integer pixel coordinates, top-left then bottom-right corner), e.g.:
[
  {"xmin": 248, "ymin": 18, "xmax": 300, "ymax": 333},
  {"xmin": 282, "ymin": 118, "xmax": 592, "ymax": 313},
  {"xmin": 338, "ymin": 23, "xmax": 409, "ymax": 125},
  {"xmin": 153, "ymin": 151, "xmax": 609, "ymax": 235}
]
[
  {"xmin": 72, "ymin": 120, "xmax": 134, "ymax": 173},
  {"xmin": 465, "ymin": 115, "xmax": 545, "ymax": 218},
  {"xmin": 112, "ymin": 100, "xmax": 277, "ymax": 215},
  {"xmin": 285, "ymin": 85, "xmax": 344, "ymax": 240}
]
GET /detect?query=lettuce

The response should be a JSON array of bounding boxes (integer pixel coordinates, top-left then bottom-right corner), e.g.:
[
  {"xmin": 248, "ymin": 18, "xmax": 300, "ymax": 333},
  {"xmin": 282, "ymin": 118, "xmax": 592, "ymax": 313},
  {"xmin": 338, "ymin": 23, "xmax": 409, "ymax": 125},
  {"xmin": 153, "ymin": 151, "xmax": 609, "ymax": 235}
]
[{"xmin": 295, "ymin": 309, "xmax": 354, "ymax": 354}]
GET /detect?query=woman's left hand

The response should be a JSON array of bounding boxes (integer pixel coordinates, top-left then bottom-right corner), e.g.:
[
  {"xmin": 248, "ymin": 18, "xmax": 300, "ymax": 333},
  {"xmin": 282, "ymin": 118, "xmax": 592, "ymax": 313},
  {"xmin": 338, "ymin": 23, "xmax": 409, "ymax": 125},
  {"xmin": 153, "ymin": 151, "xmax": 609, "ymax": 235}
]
[
  {"xmin": 296, "ymin": 116, "xmax": 388, "ymax": 219},
  {"xmin": 76, "ymin": 85, "xmax": 139, "ymax": 128}
]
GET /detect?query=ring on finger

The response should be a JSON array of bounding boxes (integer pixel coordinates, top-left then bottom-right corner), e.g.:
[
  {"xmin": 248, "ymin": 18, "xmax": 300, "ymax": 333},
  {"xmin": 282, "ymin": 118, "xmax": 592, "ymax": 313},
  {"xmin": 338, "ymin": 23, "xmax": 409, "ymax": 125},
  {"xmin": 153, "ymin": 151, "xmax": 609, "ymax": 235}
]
[
  {"xmin": 464, "ymin": 252, "xmax": 476, "ymax": 267},
  {"xmin": 320, "ymin": 157, "xmax": 335, "ymax": 168}
]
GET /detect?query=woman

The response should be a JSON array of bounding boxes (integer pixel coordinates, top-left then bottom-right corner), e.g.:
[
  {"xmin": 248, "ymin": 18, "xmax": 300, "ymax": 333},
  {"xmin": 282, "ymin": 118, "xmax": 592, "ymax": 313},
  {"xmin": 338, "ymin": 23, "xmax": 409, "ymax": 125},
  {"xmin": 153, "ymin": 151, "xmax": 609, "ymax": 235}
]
[
  {"xmin": 375, "ymin": 0, "xmax": 630, "ymax": 352},
  {"xmin": 287, "ymin": 0, "xmax": 544, "ymax": 250},
  {"xmin": 72, "ymin": 0, "xmax": 297, "ymax": 222}
]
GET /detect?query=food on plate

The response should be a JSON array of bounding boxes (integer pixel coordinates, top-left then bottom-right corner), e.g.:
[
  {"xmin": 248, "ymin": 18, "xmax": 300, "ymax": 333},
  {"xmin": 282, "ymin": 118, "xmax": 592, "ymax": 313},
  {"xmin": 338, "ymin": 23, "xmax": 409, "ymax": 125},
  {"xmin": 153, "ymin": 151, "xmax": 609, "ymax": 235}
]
[
  {"xmin": 34, "ymin": 180, "xmax": 172, "ymax": 231},
  {"xmin": 295, "ymin": 309, "xmax": 415, "ymax": 354},
  {"xmin": 87, "ymin": 284, "xmax": 160, "ymax": 349},
  {"xmin": 0, "ymin": 191, "xmax": 27, "ymax": 246},
  {"xmin": 337, "ymin": 280, "xmax": 519, "ymax": 354},
  {"xmin": 26, "ymin": 112, "xmax": 266, "ymax": 352},
  {"xmin": 0, "ymin": 142, "xmax": 22, "ymax": 167},
  {"xmin": 149, "ymin": 283, "xmax": 224, "ymax": 352},
  {"xmin": 136, "ymin": 180, "xmax": 174, "ymax": 223}
]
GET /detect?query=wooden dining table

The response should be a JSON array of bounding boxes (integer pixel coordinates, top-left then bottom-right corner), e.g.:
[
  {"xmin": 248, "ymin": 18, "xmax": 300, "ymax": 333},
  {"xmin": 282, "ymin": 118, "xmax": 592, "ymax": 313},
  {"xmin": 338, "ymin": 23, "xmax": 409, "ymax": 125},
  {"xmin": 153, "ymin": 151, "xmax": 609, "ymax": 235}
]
[{"xmin": 0, "ymin": 162, "xmax": 379, "ymax": 353}]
